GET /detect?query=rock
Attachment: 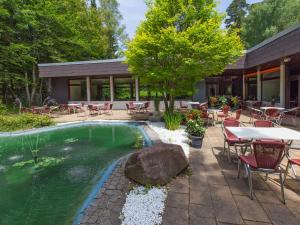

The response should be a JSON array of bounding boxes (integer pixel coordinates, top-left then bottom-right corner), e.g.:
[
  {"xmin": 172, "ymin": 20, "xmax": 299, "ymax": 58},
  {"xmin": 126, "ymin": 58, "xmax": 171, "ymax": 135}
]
[{"xmin": 125, "ymin": 143, "xmax": 189, "ymax": 185}]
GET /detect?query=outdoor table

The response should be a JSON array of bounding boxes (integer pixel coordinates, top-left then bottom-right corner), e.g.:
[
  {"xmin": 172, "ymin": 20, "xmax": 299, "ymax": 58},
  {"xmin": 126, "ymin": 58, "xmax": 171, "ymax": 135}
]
[
  {"xmin": 68, "ymin": 103, "xmax": 81, "ymax": 114},
  {"xmin": 226, "ymin": 127, "xmax": 300, "ymax": 141},
  {"xmin": 260, "ymin": 107, "xmax": 285, "ymax": 111},
  {"xmin": 188, "ymin": 101, "xmax": 200, "ymax": 109}
]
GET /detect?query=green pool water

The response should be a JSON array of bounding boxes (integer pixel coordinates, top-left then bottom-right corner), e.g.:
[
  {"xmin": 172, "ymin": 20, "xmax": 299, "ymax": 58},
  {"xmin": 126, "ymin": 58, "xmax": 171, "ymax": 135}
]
[{"xmin": 0, "ymin": 124, "xmax": 143, "ymax": 225}]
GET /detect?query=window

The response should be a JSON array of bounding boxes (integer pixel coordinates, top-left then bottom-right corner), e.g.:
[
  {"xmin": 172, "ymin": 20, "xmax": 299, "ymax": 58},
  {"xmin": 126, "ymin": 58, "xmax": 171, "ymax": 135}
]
[
  {"xmin": 262, "ymin": 72, "xmax": 280, "ymax": 102},
  {"xmin": 246, "ymin": 76, "xmax": 257, "ymax": 100},
  {"xmin": 114, "ymin": 78, "xmax": 135, "ymax": 100},
  {"xmin": 69, "ymin": 79, "xmax": 86, "ymax": 101},
  {"xmin": 91, "ymin": 78, "xmax": 110, "ymax": 101}
]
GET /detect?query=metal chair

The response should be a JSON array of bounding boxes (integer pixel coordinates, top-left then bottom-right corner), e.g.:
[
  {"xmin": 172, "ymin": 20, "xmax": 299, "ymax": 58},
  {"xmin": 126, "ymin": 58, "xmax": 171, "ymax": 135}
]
[
  {"xmin": 265, "ymin": 107, "xmax": 281, "ymax": 124},
  {"xmin": 217, "ymin": 105, "xmax": 231, "ymax": 121},
  {"xmin": 248, "ymin": 107, "xmax": 264, "ymax": 124},
  {"xmin": 280, "ymin": 107, "xmax": 300, "ymax": 126},
  {"xmin": 238, "ymin": 141, "xmax": 286, "ymax": 203},
  {"xmin": 225, "ymin": 109, "xmax": 242, "ymax": 121}
]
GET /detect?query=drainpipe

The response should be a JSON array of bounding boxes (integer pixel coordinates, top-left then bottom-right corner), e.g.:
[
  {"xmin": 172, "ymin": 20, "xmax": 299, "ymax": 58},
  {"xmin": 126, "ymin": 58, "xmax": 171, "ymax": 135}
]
[
  {"xmin": 280, "ymin": 61, "xmax": 286, "ymax": 107},
  {"xmin": 47, "ymin": 78, "xmax": 52, "ymax": 95},
  {"xmin": 86, "ymin": 76, "xmax": 91, "ymax": 103},
  {"xmin": 242, "ymin": 72, "xmax": 246, "ymax": 100},
  {"xmin": 257, "ymin": 66, "xmax": 262, "ymax": 101},
  {"xmin": 135, "ymin": 78, "xmax": 139, "ymax": 102},
  {"xmin": 110, "ymin": 76, "xmax": 114, "ymax": 102}
]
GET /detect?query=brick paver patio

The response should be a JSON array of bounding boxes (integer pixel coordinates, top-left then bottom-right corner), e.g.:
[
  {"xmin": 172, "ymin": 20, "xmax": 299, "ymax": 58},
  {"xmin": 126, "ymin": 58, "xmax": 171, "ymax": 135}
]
[{"xmin": 162, "ymin": 126, "xmax": 300, "ymax": 225}]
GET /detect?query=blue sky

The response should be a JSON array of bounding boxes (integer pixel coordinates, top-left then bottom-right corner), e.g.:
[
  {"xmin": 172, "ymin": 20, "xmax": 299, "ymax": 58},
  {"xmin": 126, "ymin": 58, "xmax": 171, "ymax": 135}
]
[{"xmin": 118, "ymin": 0, "xmax": 262, "ymax": 38}]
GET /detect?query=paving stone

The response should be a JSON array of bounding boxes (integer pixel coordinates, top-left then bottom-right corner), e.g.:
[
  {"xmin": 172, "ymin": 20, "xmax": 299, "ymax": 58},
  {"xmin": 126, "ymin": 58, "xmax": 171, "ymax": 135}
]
[
  {"xmin": 210, "ymin": 185, "xmax": 232, "ymax": 201},
  {"xmin": 169, "ymin": 177, "xmax": 189, "ymax": 194},
  {"xmin": 262, "ymin": 203, "xmax": 300, "ymax": 225},
  {"xmin": 162, "ymin": 207, "xmax": 188, "ymax": 225},
  {"xmin": 190, "ymin": 217, "xmax": 217, "ymax": 225},
  {"xmin": 234, "ymin": 195, "xmax": 270, "ymax": 223},
  {"xmin": 226, "ymin": 178, "xmax": 249, "ymax": 196},
  {"xmin": 244, "ymin": 221, "xmax": 272, "ymax": 225},
  {"xmin": 190, "ymin": 190, "xmax": 212, "ymax": 206},
  {"xmin": 189, "ymin": 203, "xmax": 215, "ymax": 219},
  {"xmin": 213, "ymin": 198, "xmax": 244, "ymax": 225},
  {"xmin": 166, "ymin": 192, "xmax": 189, "ymax": 209},
  {"xmin": 254, "ymin": 190, "xmax": 282, "ymax": 204}
]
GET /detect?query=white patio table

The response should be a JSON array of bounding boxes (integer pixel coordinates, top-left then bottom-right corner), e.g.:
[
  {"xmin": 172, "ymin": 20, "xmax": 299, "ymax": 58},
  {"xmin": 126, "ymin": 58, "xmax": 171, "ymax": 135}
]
[
  {"xmin": 260, "ymin": 106, "xmax": 285, "ymax": 111},
  {"xmin": 226, "ymin": 127, "xmax": 300, "ymax": 141},
  {"xmin": 133, "ymin": 102, "xmax": 144, "ymax": 112},
  {"xmin": 68, "ymin": 103, "xmax": 81, "ymax": 114},
  {"xmin": 188, "ymin": 102, "xmax": 200, "ymax": 109}
]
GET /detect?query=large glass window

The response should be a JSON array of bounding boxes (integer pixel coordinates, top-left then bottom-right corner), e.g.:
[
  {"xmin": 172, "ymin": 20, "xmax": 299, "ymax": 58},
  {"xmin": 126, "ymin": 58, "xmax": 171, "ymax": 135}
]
[
  {"xmin": 91, "ymin": 78, "xmax": 110, "ymax": 101},
  {"xmin": 114, "ymin": 78, "xmax": 135, "ymax": 100},
  {"xmin": 262, "ymin": 72, "xmax": 280, "ymax": 102},
  {"xmin": 246, "ymin": 76, "xmax": 257, "ymax": 100},
  {"xmin": 69, "ymin": 79, "xmax": 86, "ymax": 101}
]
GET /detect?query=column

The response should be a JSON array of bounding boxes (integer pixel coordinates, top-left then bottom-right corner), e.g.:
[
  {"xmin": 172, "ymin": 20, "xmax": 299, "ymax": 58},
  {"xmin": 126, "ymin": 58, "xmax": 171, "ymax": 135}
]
[
  {"xmin": 257, "ymin": 67, "xmax": 262, "ymax": 101},
  {"xmin": 86, "ymin": 76, "xmax": 91, "ymax": 102},
  {"xmin": 110, "ymin": 76, "xmax": 114, "ymax": 102},
  {"xmin": 47, "ymin": 78, "xmax": 52, "ymax": 95},
  {"xmin": 280, "ymin": 61, "xmax": 286, "ymax": 107},
  {"xmin": 135, "ymin": 78, "xmax": 139, "ymax": 102},
  {"xmin": 242, "ymin": 73, "xmax": 246, "ymax": 100}
]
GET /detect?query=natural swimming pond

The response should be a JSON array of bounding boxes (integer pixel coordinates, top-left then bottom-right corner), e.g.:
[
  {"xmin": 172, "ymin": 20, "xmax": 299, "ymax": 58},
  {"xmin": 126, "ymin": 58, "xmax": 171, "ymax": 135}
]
[{"xmin": 0, "ymin": 123, "xmax": 147, "ymax": 225}]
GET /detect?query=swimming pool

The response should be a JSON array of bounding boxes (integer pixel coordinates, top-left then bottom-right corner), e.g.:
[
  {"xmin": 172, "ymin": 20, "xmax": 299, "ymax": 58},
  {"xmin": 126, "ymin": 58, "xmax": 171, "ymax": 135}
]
[{"xmin": 0, "ymin": 122, "xmax": 149, "ymax": 225}]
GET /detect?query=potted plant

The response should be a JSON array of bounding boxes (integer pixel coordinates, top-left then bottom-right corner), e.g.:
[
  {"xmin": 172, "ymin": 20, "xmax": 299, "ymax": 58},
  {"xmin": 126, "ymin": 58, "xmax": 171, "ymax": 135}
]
[
  {"xmin": 219, "ymin": 95, "xmax": 228, "ymax": 107},
  {"xmin": 209, "ymin": 96, "xmax": 218, "ymax": 108},
  {"xmin": 231, "ymin": 96, "xmax": 239, "ymax": 109},
  {"xmin": 185, "ymin": 119, "xmax": 206, "ymax": 148}
]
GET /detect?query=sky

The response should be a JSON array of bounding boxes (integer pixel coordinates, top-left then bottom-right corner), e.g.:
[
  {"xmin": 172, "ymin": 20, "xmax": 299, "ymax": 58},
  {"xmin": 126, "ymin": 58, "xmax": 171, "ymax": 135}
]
[{"xmin": 118, "ymin": 0, "xmax": 263, "ymax": 39}]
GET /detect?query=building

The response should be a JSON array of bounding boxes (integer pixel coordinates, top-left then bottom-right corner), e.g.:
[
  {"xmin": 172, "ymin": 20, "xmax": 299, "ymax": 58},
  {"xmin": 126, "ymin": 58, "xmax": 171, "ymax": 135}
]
[{"xmin": 38, "ymin": 23, "xmax": 300, "ymax": 108}]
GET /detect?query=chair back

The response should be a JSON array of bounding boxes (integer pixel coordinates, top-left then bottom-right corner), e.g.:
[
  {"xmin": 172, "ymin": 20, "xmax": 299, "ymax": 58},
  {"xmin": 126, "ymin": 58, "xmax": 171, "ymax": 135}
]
[
  {"xmin": 254, "ymin": 120, "xmax": 273, "ymax": 127},
  {"xmin": 222, "ymin": 105, "xmax": 231, "ymax": 115},
  {"xmin": 109, "ymin": 103, "xmax": 113, "ymax": 110},
  {"xmin": 235, "ymin": 109, "xmax": 242, "ymax": 120},
  {"xmin": 265, "ymin": 108, "xmax": 280, "ymax": 117},
  {"xmin": 180, "ymin": 101, "xmax": 187, "ymax": 108},
  {"xmin": 253, "ymin": 141, "xmax": 285, "ymax": 169},
  {"xmin": 284, "ymin": 107, "xmax": 300, "ymax": 117},
  {"xmin": 253, "ymin": 101, "xmax": 262, "ymax": 108},
  {"xmin": 144, "ymin": 101, "xmax": 150, "ymax": 108},
  {"xmin": 223, "ymin": 119, "xmax": 240, "ymax": 128},
  {"xmin": 129, "ymin": 101, "xmax": 135, "ymax": 107},
  {"xmin": 200, "ymin": 110, "xmax": 209, "ymax": 119},
  {"xmin": 125, "ymin": 103, "xmax": 129, "ymax": 110}
]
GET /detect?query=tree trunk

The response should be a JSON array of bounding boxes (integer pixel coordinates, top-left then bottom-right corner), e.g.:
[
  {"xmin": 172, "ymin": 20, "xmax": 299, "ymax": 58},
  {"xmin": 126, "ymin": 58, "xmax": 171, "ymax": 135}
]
[
  {"xmin": 25, "ymin": 72, "xmax": 31, "ymax": 106},
  {"xmin": 169, "ymin": 95, "xmax": 175, "ymax": 113},
  {"xmin": 30, "ymin": 64, "xmax": 37, "ymax": 105}
]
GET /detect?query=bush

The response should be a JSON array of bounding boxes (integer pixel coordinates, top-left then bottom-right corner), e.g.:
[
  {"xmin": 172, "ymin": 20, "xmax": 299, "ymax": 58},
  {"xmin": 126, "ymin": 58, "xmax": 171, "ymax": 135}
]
[
  {"xmin": 185, "ymin": 119, "xmax": 205, "ymax": 137},
  {"xmin": 0, "ymin": 101, "xmax": 8, "ymax": 115},
  {"xmin": 0, "ymin": 113, "xmax": 54, "ymax": 132},
  {"xmin": 164, "ymin": 111, "xmax": 181, "ymax": 130}
]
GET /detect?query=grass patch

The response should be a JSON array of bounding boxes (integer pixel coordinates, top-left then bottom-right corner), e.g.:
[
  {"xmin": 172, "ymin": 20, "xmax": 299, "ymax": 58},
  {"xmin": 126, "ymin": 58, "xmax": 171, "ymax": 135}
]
[{"xmin": 0, "ymin": 113, "xmax": 55, "ymax": 132}]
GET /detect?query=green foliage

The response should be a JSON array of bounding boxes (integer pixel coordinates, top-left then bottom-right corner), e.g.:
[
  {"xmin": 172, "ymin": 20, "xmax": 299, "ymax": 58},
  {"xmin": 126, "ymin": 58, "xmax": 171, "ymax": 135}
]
[
  {"xmin": 0, "ymin": 113, "xmax": 54, "ymax": 132},
  {"xmin": 185, "ymin": 119, "xmax": 205, "ymax": 137},
  {"xmin": 133, "ymin": 130, "xmax": 144, "ymax": 150},
  {"xmin": 225, "ymin": 0, "xmax": 249, "ymax": 30},
  {"xmin": 185, "ymin": 109, "xmax": 201, "ymax": 121},
  {"xmin": 241, "ymin": 0, "xmax": 300, "ymax": 48},
  {"xmin": 0, "ymin": 101, "xmax": 8, "ymax": 115},
  {"xmin": 231, "ymin": 96, "xmax": 239, "ymax": 107},
  {"xmin": 219, "ymin": 95, "xmax": 228, "ymax": 106},
  {"xmin": 126, "ymin": 0, "xmax": 244, "ymax": 113},
  {"xmin": 164, "ymin": 111, "xmax": 181, "ymax": 130}
]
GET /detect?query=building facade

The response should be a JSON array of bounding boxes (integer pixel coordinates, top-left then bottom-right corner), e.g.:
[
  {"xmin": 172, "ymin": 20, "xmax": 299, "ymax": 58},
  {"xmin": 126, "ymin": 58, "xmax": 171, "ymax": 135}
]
[{"xmin": 38, "ymin": 24, "xmax": 300, "ymax": 108}]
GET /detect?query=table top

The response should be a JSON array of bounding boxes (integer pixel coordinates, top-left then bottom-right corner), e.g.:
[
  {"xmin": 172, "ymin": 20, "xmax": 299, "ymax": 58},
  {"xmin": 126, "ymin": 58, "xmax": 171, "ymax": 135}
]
[
  {"xmin": 133, "ymin": 102, "xmax": 144, "ymax": 105},
  {"xmin": 207, "ymin": 108, "xmax": 221, "ymax": 112},
  {"xmin": 226, "ymin": 127, "xmax": 300, "ymax": 141},
  {"xmin": 260, "ymin": 107, "xmax": 285, "ymax": 111},
  {"xmin": 188, "ymin": 102, "xmax": 200, "ymax": 105},
  {"xmin": 68, "ymin": 103, "xmax": 81, "ymax": 106}
]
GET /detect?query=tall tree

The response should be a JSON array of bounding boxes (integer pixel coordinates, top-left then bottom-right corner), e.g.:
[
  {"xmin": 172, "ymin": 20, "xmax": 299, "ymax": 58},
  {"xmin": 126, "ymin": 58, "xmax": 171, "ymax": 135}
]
[
  {"xmin": 241, "ymin": 0, "xmax": 300, "ymax": 48},
  {"xmin": 225, "ymin": 0, "xmax": 249, "ymax": 30},
  {"xmin": 99, "ymin": 0, "xmax": 128, "ymax": 58},
  {"xmin": 126, "ymin": 0, "xmax": 243, "ymax": 113}
]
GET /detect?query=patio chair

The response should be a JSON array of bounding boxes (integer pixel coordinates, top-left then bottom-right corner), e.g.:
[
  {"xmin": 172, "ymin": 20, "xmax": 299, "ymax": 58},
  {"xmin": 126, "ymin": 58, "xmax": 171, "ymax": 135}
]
[
  {"xmin": 248, "ymin": 107, "xmax": 264, "ymax": 124},
  {"xmin": 217, "ymin": 105, "xmax": 231, "ymax": 121},
  {"xmin": 237, "ymin": 141, "xmax": 286, "ymax": 203},
  {"xmin": 265, "ymin": 108, "xmax": 281, "ymax": 124},
  {"xmin": 200, "ymin": 110, "xmax": 213, "ymax": 127},
  {"xmin": 179, "ymin": 101, "xmax": 188, "ymax": 109},
  {"xmin": 253, "ymin": 120, "xmax": 274, "ymax": 127},
  {"xmin": 101, "ymin": 102, "xmax": 113, "ymax": 114},
  {"xmin": 126, "ymin": 103, "xmax": 136, "ymax": 114},
  {"xmin": 87, "ymin": 105, "xmax": 100, "ymax": 115},
  {"xmin": 59, "ymin": 104, "xmax": 69, "ymax": 114},
  {"xmin": 280, "ymin": 107, "xmax": 300, "ymax": 126},
  {"xmin": 222, "ymin": 120, "xmax": 251, "ymax": 163},
  {"xmin": 252, "ymin": 101, "xmax": 262, "ymax": 109},
  {"xmin": 225, "ymin": 109, "xmax": 242, "ymax": 121},
  {"xmin": 140, "ymin": 101, "xmax": 150, "ymax": 112},
  {"xmin": 284, "ymin": 158, "xmax": 300, "ymax": 182}
]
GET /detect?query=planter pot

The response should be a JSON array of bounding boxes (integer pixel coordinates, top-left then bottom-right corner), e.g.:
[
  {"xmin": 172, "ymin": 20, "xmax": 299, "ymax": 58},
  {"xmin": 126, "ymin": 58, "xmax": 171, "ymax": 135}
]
[{"xmin": 190, "ymin": 135, "xmax": 204, "ymax": 148}]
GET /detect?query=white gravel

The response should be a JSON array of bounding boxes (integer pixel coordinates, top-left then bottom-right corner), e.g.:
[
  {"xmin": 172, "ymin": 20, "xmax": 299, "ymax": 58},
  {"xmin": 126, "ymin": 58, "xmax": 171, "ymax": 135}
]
[
  {"xmin": 120, "ymin": 186, "xmax": 167, "ymax": 225},
  {"xmin": 148, "ymin": 122, "xmax": 190, "ymax": 157},
  {"xmin": 120, "ymin": 121, "xmax": 190, "ymax": 225}
]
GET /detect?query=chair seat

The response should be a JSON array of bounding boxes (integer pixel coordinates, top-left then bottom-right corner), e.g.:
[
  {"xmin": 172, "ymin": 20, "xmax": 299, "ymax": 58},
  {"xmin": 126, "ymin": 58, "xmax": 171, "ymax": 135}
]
[
  {"xmin": 289, "ymin": 159, "xmax": 300, "ymax": 166},
  {"xmin": 239, "ymin": 155, "xmax": 257, "ymax": 168},
  {"xmin": 226, "ymin": 137, "xmax": 249, "ymax": 145},
  {"xmin": 217, "ymin": 112, "xmax": 227, "ymax": 117}
]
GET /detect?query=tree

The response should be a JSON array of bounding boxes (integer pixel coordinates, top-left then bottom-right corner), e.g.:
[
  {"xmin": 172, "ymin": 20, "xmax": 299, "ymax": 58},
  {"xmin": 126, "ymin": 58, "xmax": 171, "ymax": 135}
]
[
  {"xmin": 241, "ymin": 0, "xmax": 300, "ymax": 48},
  {"xmin": 125, "ymin": 0, "xmax": 243, "ymax": 113},
  {"xmin": 225, "ymin": 0, "xmax": 248, "ymax": 30}
]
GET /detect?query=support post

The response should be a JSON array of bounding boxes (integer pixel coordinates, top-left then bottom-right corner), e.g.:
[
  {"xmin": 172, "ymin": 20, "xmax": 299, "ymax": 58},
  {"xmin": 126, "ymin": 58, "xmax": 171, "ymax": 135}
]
[
  {"xmin": 257, "ymin": 67, "xmax": 262, "ymax": 101},
  {"xmin": 135, "ymin": 78, "xmax": 139, "ymax": 102},
  {"xmin": 47, "ymin": 78, "xmax": 52, "ymax": 95},
  {"xmin": 110, "ymin": 76, "xmax": 114, "ymax": 102},
  {"xmin": 280, "ymin": 61, "xmax": 286, "ymax": 107},
  {"xmin": 242, "ymin": 73, "xmax": 246, "ymax": 100},
  {"xmin": 86, "ymin": 76, "xmax": 91, "ymax": 102}
]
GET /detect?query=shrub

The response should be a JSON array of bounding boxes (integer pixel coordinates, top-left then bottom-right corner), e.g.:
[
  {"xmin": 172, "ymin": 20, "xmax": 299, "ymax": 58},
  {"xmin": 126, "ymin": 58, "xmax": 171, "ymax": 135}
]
[
  {"xmin": 0, "ymin": 113, "xmax": 54, "ymax": 132},
  {"xmin": 185, "ymin": 109, "xmax": 201, "ymax": 121},
  {"xmin": 231, "ymin": 96, "xmax": 239, "ymax": 108},
  {"xmin": 164, "ymin": 111, "xmax": 181, "ymax": 130},
  {"xmin": 185, "ymin": 119, "xmax": 205, "ymax": 137},
  {"xmin": 219, "ymin": 95, "xmax": 228, "ymax": 106},
  {"xmin": 0, "ymin": 101, "xmax": 8, "ymax": 115}
]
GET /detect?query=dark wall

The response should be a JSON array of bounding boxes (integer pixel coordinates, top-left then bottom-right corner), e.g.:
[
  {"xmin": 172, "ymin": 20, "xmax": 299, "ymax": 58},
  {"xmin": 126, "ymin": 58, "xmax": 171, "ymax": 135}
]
[
  {"xmin": 51, "ymin": 77, "xmax": 68, "ymax": 103},
  {"xmin": 193, "ymin": 80, "xmax": 206, "ymax": 102}
]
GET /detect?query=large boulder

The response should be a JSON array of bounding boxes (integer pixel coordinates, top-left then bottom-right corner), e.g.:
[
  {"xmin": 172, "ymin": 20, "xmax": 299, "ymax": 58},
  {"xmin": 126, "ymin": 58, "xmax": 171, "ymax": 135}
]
[{"xmin": 125, "ymin": 143, "xmax": 189, "ymax": 185}]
